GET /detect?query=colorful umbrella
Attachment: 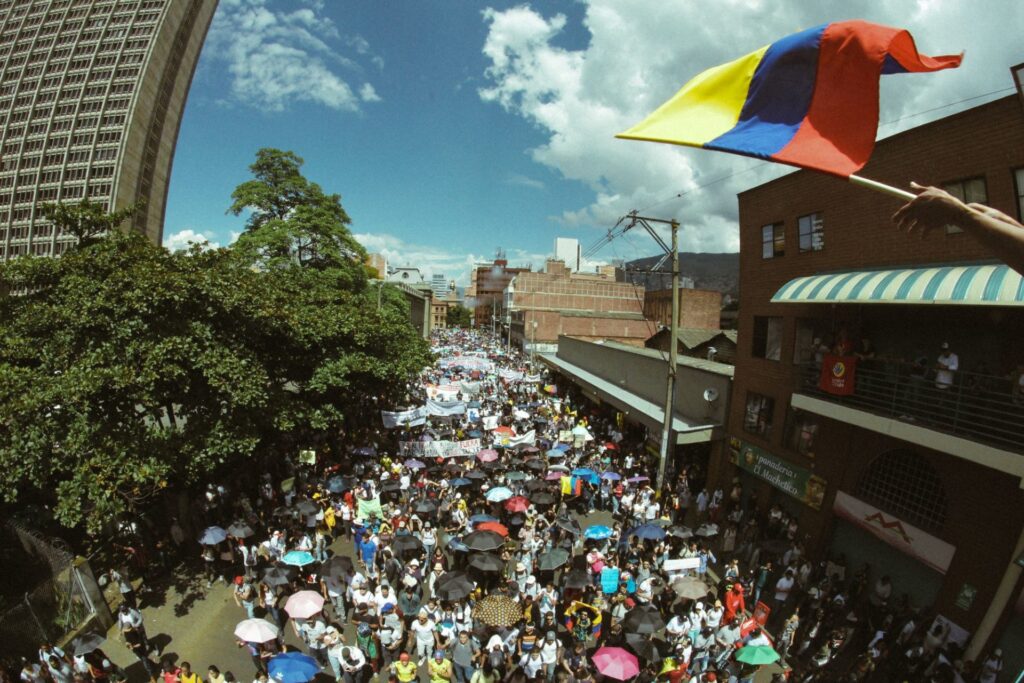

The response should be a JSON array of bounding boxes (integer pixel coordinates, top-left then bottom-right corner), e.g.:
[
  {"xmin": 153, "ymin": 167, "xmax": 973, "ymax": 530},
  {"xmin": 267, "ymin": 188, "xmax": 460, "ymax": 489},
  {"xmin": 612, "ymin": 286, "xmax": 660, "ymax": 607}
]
[
  {"xmin": 735, "ymin": 645, "xmax": 781, "ymax": 666},
  {"xmin": 234, "ymin": 618, "xmax": 280, "ymax": 643},
  {"xmin": 545, "ymin": 472, "xmax": 564, "ymax": 481},
  {"xmin": 476, "ymin": 449, "xmax": 499, "ymax": 463},
  {"xmin": 494, "ymin": 426, "xmax": 515, "ymax": 436},
  {"xmin": 475, "ymin": 594, "xmax": 524, "ymax": 627},
  {"xmin": 601, "ymin": 472, "xmax": 621, "ymax": 480},
  {"xmin": 584, "ymin": 525, "xmax": 613, "ymax": 540},
  {"xmin": 504, "ymin": 496, "xmax": 530, "ymax": 513},
  {"xmin": 476, "ymin": 521, "xmax": 509, "ymax": 537},
  {"xmin": 284, "ymin": 590, "xmax": 325, "ymax": 619},
  {"xmin": 592, "ymin": 647, "xmax": 639, "ymax": 681},
  {"xmin": 405, "ymin": 459, "xmax": 427, "ymax": 469},
  {"xmin": 268, "ymin": 652, "xmax": 320, "ymax": 683},
  {"xmin": 198, "ymin": 526, "xmax": 228, "ymax": 545},
  {"xmin": 485, "ymin": 486, "xmax": 513, "ymax": 502},
  {"xmin": 281, "ymin": 550, "xmax": 316, "ymax": 567}
]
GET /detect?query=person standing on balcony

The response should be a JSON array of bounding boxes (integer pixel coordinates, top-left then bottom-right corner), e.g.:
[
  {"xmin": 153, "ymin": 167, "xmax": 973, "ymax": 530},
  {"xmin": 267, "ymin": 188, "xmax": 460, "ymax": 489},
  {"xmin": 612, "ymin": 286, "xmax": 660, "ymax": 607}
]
[{"xmin": 934, "ymin": 342, "xmax": 960, "ymax": 421}]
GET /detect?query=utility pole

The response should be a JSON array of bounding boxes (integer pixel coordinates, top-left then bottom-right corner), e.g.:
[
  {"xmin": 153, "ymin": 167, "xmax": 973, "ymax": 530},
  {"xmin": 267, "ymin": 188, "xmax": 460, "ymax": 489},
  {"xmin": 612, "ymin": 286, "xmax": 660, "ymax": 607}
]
[{"xmin": 621, "ymin": 210, "xmax": 680, "ymax": 500}]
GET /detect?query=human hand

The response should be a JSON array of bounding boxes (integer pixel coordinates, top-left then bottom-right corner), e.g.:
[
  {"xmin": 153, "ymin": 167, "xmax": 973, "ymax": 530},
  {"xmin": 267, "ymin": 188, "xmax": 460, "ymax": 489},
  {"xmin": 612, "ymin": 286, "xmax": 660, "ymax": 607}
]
[{"xmin": 892, "ymin": 182, "xmax": 968, "ymax": 237}]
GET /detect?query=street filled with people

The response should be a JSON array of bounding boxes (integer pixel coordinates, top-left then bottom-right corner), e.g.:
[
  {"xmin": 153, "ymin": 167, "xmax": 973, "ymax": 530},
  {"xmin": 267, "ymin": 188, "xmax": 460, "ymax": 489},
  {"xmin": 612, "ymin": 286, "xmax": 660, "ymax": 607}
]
[{"xmin": 20, "ymin": 329, "xmax": 1006, "ymax": 683}]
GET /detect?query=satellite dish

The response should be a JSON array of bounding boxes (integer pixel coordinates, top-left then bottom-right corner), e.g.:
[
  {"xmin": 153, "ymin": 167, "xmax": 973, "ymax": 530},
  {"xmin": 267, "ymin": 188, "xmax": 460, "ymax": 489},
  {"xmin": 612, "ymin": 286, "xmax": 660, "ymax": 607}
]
[{"xmin": 703, "ymin": 388, "xmax": 719, "ymax": 403}]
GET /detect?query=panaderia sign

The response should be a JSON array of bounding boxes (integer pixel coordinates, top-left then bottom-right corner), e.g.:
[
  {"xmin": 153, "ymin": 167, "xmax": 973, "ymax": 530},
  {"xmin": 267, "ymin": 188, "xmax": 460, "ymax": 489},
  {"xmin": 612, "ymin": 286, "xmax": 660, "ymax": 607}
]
[{"xmin": 730, "ymin": 437, "xmax": 827, "ymax": 510}]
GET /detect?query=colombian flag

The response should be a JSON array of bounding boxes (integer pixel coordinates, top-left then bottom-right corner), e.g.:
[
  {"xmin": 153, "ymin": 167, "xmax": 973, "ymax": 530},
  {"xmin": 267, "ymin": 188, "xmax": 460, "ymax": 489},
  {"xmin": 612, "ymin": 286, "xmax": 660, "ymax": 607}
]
[{"xmin": 617, "ymin": 21, "xmax": 961, "ymax": 178}]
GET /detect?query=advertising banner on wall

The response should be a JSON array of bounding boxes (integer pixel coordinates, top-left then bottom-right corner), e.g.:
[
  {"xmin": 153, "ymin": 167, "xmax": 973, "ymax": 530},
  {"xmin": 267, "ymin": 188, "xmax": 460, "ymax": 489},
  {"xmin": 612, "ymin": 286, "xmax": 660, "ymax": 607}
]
[
  {"xmin": 819, "ymin": 354, "xmax": 858, "ymax": 395},
  {"xmin": 832, "ymin": 490, "xmax": 956, "ymax": 574},
  {"xmin": 729, "ymin": 437, "xmax": 827, "ymax": 509}
]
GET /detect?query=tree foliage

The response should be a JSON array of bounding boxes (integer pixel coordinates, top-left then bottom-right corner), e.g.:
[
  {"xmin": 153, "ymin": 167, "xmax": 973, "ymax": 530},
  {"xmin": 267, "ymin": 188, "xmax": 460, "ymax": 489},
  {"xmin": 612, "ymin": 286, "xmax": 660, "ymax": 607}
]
[
  {"xmin": 446, "ymin": 304, "xmax": 473, "ymax": 328},
  {"xmin": 0, "ymin": 153, "xmax": 429, "ymax": 532}
]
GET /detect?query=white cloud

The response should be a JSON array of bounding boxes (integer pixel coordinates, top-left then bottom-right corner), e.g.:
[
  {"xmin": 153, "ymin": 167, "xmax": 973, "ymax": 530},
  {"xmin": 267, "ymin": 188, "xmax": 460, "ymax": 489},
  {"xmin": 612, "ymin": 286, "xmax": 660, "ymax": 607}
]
[
  {"xmin": 164, "ymin": 229, "xmax": 221, "ymax": 251},
  {"xmin": 479, "ymin": 1, "xmax": 1022, "ymax": 253},
  {"xmin": 207, "ymin": 0, "xmax": 383, "ymax": 112},
  {"xmin": 505, "ymin": 173, "xmax": 545, "ymax": 190}
]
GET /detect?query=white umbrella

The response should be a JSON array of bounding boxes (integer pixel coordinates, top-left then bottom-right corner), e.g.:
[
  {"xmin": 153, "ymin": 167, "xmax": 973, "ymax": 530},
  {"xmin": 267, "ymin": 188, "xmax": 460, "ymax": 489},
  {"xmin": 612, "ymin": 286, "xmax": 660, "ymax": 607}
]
[
  {"xmin": 284, "ymin": 590, "xmax": 325, "ymax": 619},
  {"xmin": 234, "ymin": 618, "xmax": 280, "ymax": 643}
]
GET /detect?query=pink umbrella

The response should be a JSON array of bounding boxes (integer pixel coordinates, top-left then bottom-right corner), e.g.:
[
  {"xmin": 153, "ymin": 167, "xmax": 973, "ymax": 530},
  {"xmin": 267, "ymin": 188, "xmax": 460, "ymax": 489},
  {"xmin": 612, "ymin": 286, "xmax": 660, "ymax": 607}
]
[
  {"xmin": 284, "ymin": 590, "xmax": 325, "ymax": 619},
  {"xmin": 545, "ymin": 472, "xmax": 563, "ymax": 481},
  {"xmin": 592, "ymin": 647, "xmax": 639, "ymax": 681},
  {"xmin": 476, "ymin": 449, "xmax": 499, "ymax": 463}
]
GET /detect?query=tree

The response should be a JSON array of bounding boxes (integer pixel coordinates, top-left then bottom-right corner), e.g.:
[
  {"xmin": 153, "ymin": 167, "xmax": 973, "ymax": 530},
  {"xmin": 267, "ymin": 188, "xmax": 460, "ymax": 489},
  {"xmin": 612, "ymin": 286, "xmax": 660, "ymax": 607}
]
[
  {"xmin": 229, "ymin": 148, "xmax": 366, "ymax": 283},
  {"xmin": 447, "ymin": 304, "xmax": 473, "ymax": 328}
]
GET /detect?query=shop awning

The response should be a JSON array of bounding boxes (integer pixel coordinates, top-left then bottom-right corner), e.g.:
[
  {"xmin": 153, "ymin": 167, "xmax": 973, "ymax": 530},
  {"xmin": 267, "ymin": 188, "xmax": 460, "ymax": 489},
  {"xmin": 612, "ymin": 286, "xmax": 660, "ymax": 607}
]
[{"xmin": 771, "ymin": 263, "xmax": 1024, "ymax": 306}]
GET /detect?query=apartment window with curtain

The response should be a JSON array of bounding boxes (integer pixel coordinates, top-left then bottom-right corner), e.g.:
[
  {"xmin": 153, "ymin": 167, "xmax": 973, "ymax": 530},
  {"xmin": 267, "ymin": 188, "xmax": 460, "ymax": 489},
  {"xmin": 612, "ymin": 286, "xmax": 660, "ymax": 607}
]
[{"xmin": 798, "ymin": 212, "xmax": 824, "ymax": 252}]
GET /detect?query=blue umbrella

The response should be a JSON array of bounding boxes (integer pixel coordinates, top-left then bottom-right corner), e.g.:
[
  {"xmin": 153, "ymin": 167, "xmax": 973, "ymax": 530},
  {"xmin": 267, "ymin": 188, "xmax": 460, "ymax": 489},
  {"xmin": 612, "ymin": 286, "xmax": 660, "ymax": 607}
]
[
  {"xmin": 281, "ymin": 550, "xmax": 316, "ymax": 567},
  {"xmin": 451, "ymin": 478, "xmax": 472, "ymax": 487},
  {"xmin": 198, "ymin": 526, "xmax": 228, "ymax": 545},
  {"xmin": 554, "ymin": 443, "xmax": 571, "ymax": 451},
  {"xmin": 630, "ymin": 524, "xmax": 667, "ymax": 541},
  {"xmin": 470, "ymin": 514, "xmax": 499, "ymax": 524},
  {"xmin": 467, "ymin": 430, "xmax": 483, "ymax": 438},
  {"xmin": 447, "ymin": 537, "xmax": 470, "ymax": 553},
  {"xmin": 326, "ymin": 476, "xmax": 346, "ymax": 493},
  {"xmin": 584, "ymin": 525, "xmax": 613, "ymax": 540},
  {"xmin": 545, "ymin": 449, "xmax": 564, "ymax": 458},
  {"xmin": 485, "ymin": 487, "xmax": 514, "ymax": 502},
  {"xmin": 268, "ymin": 652, "xmax": 320, "ymax": 683},
  {"xmin": 601, "ymin": 472, "xmax": 621, "ymax": 481},
  {"xmin": 572, "ymin": 468, "xmax": 600, "ymax": 485}
]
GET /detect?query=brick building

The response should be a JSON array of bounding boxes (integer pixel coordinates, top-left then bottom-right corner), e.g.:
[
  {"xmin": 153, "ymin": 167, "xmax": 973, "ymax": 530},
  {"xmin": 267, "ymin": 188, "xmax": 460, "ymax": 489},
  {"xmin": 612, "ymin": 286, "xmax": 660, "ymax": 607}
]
[
  {"xmin": 507, "ymin": 258, "xmax": 650, "ymax": 352},
  {"xmin": 718, "ymin": 94, "xmax": 1024, "ymax": 663},
  {"xmin": 644, "ymin": 287, "xmax": 724, "ymax": 330},
  {"xmin": 467, "ymin": 257, "xmax": 530, "ymax": 329}
]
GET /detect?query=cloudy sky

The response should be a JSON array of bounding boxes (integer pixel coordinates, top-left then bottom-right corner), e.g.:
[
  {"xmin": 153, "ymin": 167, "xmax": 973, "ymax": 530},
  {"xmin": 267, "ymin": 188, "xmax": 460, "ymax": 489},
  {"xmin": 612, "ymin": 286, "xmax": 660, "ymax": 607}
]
[{"xmin": 163, "ymin": 0, "xmax": 1023, "ymax": 283}]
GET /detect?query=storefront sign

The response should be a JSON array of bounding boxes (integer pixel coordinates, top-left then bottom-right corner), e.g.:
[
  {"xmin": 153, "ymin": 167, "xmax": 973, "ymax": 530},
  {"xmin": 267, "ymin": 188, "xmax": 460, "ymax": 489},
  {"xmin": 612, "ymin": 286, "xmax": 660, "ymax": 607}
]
[
  {"xmin": 729, "ymin": 437, "xmax": 827, "ymax": 509},
  {"xmin": 832, "ymin": 490, "xmax": 956, "ymax": 574},
  {"xmin": 819, "ymin": 354, "xmax": 857, "ymax": 395}
]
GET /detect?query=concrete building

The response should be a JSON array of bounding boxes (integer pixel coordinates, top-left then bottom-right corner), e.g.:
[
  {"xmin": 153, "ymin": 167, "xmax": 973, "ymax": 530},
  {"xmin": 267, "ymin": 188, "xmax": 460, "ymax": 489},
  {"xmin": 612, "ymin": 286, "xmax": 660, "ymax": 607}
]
[
  {"xmin": 386, "ymin": 266, "xmax": 423, "ymax": 283},
  {"xmin": 467, "ymin": 255, "xmax": 530, "ymax": 330},
  {"xmin": 645, "ymin": 327, "xmax": 737, "ymax": 365},
  {"xmin": 430, "ymin": 273, "xmax": 448, "ymax": 299},
  {"xmin": 507, "ymin": 258, "xmax": 650, "ymax": 353},
  {"xmin": 722, "ymin": 94, "xmax": 1024, "ymax": 664},
  {"xmin": 0, "ymin": 0, "xmax": 218, "ymax": 258}
]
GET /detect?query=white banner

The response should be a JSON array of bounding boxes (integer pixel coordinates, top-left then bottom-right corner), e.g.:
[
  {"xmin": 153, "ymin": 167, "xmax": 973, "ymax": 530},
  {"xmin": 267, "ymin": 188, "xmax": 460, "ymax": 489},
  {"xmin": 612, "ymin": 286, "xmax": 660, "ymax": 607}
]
[
  {"xmin": 426, "ymin": 399, "xmax": 466, "ymax": 416},
  {"xmin": 399, "ymin": 438, "xmax": 482, "ymax": 458},
  {"xmin": 482, "ymin": 415, "xmax": 499, "ymax": 431},
  {"xmin": 382, "ymin": 406, "xmax": 428, "ymax": 429},
  {"xmin": 459, "ymin": 381, "xmax": 482, "ymax": 396},
  {"xmin": 833, "ymin": 490, "xmax": 956, "ymax": 574},
  {"xmin": 466, "ymin": 408, "xmax": 480, "ymax": 423},
  {"xmin": 498, "ymin": 430, "xmax": 536, "ymax": 448},
  {"xmin": 425, "ymin": 384, "xmax": 461, "ymax": 400}
]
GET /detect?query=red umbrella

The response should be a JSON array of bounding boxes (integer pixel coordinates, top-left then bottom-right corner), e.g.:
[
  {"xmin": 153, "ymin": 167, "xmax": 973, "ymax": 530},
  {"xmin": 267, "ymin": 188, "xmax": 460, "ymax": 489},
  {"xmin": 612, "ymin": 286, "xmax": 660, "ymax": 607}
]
[
  {"xmin": 476, "ymin": 521, "xmax": 509, "ymax": 537},
  {"xmin": 494, "ymin": 426, "xmax": 515, "ymax": 436},
  {"xmin": 476, "ymin": 449, "xmax": 499, "ymax": 462},
  {"xmin": 504, "ymin": 496, "xmax": 530, "ymax": 513},
  {"xmin": 592, "ymin": 647, "xmax": 639, "ymax": 681},
  {"xmin": 604, "ymin": 442, "xmax": 618, "ymax": 450}
]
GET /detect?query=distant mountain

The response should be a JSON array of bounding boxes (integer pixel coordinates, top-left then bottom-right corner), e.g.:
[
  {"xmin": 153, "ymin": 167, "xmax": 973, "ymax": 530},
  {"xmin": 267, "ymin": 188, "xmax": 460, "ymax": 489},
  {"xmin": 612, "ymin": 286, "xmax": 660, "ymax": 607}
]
[{"xmin": 618, "ymin": 252, "xmax": 739, "ymax": 296}]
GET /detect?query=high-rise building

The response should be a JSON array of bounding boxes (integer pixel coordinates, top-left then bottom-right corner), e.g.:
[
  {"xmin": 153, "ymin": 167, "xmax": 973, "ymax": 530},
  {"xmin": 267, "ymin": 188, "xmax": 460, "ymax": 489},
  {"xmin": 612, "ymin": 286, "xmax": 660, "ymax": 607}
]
[
  {"xmin": 430, "ymin": 273, "xmax": 447, "ymax": 299},
  {"xmin": 0, "ymin": 0, "xmax": 218, "ymax": 260}
]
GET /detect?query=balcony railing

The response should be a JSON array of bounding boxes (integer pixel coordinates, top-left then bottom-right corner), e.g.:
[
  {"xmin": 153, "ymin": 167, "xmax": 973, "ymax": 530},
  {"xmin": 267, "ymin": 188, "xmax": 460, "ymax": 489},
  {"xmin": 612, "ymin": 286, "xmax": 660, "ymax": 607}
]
[{"xmin": 797, "ymin": 361, "xmax": 1024, "ymax": 454}]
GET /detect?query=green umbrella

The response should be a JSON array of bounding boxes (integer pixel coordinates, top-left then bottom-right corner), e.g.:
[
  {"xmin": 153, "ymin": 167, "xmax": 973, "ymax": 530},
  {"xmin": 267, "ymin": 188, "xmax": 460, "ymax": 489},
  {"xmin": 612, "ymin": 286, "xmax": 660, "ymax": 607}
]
[
  {"xmin": 734, "ymin": 645, "xmax": 780, "ymax": 666},
  {"xmin": 506, "ymin": 471, "xmax": 528, "ymax": 481}
]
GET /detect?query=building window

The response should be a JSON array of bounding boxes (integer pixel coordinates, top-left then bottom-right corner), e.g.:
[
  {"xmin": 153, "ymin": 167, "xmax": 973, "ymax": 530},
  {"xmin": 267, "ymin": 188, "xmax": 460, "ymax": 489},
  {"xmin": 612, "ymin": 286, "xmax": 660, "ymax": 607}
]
[
  {"xmin": 1014, "ymin": 168, "xmax": 1024, "ymax": 222},
  {"xmin": 798, "ymin": 212, "xmax": 824, "ymax": 252},
  {"xmin": 942, "ymin": 176, "xmax": 986, "ymax": 234},
  {"xmin": 856, "ymin": 449, "xmax": 946, "ymax": 533},
  {"xmin": 761, "ymin": 222, "xmax": 784, "ymax": 259},
  {"xmin": 751, "ymin": 316, "xmax": 783, "ymax": 361},
  {"xmin": 784, "ymin": 409, "xmax": 819, "ymax": 457},
  {"xmin": 743, "ymin": 392, "xmax": 775, "ymax": 438}
]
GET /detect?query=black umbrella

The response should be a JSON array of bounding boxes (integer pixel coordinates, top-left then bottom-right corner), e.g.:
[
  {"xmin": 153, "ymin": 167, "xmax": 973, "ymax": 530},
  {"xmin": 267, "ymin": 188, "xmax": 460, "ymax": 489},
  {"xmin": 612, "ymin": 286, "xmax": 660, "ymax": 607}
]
[
  {"xmin": 538, "ymin": 548, "xmax": 570, "ymax": 571},
  {"xmin": 626, "ymin": 633, "xmax": 669, "ymax": 661},
  {"xmin": 524, "ymin": 459, "xmax": 546, "ymax": 471},
  {"xmin": 464, "ymin": 530, "xmax": 505, "ymax": 552},
  {"xmin": 466, "ymin": 470, "xmax": 487, "ymax": 481},
  {"xmin": 563, "ymin": 569, "xmax": 590, "ymax": 589},
  {"xmin": 468, "ymin": 552, "xmax": 505, "ymax": 572},
  {"xmin": 554, "ymin": 516, "xmax": 581, "ymax": 535},
  {"xmin": 69, "ymin": 633, "xmax": 105, "ymax": 656},
  {"xmin": 391, "ymin": 535, "xmax": 424, "ymax": 556},
  {"xmin": 227, "ymin": 522, "xmax": 256, "ymax": 538},
  {"xmin": 381, "ymin": 480, "xmax": 402, "ymax": 493},
  {"xmin": 322, "ymin": 555, "xmax": 353, "ymax": 578},
  {"xmin": 413, "ymin": 499, "xmax": 439, "ymax": 515},
  {"xmin": 261, "ymin": 566, "xmax": 296, "ymax": 587},
  {"xmin": 295, "ymin": 499, "xmax": 318, "ymax": 515},
  {"xmin": 621, "ymin": 604, "xmax": 665, "ymax": 635},
  {"xmin": 523, "ymin": 479, "xmax": 549, "ymax": 492},
  {"xmin": 435, "ymin": 571, "xmax": 475, "ymax": 600},
  {"xmin": 530, "ymin": 491, "xmax": 557, "ymax": 505}
]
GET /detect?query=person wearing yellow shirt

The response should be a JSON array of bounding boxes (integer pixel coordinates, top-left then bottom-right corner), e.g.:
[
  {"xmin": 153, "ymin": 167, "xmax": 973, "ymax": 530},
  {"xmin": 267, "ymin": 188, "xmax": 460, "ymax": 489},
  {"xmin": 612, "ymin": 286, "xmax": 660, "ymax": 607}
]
[
  {"xmin": 178, "ymin": 663, "xmax": 201, "ymax": 683},
  {"xmin": 392, "ymin": 652, "xmax": 418, "ymax": 683},
  {"xmin": 428, "ymin": 650, "xmax": 453, "ymax": 683}
]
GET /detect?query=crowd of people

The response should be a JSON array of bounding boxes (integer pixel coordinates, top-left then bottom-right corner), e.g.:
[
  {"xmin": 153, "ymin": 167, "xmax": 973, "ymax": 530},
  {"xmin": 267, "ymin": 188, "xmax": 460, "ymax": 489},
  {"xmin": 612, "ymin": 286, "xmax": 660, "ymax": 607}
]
[{"xmin": 14, "ymin": 329, "xmax": 1009, "ymax": 683}]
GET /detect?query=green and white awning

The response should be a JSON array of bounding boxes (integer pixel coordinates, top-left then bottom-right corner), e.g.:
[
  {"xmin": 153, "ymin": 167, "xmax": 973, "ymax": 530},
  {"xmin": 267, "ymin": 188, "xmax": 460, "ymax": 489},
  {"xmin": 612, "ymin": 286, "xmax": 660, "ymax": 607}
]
[{"xmin": 772, "ymin": 264, "xmax": 1024, "ymax": 306}]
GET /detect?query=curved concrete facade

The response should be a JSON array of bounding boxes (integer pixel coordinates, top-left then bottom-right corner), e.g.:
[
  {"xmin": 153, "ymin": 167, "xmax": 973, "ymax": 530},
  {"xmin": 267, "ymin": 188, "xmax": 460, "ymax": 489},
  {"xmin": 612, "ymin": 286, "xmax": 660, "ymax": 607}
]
[{"xmin": 0, "ymin": 0, "xmax": 217, "ymax": 259}]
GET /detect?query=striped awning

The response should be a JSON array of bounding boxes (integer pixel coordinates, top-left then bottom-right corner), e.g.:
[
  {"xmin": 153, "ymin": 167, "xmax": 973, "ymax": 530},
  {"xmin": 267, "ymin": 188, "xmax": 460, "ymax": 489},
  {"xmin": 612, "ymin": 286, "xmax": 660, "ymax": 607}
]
[{"xmin": 772, "ymin": 264, "xmax": 1024, "ymax": 306}]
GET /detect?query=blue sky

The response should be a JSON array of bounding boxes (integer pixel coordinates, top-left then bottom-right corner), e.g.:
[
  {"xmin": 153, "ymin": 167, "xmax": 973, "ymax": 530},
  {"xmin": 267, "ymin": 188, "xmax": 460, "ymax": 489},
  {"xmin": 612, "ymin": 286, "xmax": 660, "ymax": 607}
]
[{"xmin": 163, "ymin": 0, "xmax": 1023, "ymax": 284}]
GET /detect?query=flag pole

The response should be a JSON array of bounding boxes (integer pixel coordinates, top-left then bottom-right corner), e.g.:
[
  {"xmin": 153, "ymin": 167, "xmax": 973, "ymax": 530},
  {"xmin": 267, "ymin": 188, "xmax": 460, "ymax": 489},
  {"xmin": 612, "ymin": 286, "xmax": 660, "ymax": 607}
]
[{"xmin": 848, "ymin": 175, "xmax": 916, "ymax": 202}]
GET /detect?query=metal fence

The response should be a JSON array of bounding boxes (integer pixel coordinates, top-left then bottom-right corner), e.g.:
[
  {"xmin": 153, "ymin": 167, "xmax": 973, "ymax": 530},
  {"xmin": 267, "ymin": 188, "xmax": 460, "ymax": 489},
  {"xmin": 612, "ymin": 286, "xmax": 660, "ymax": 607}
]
[
  {"xmin": 0, "ymin": 520, "xmax": 97, "ymax": 659},
  {"xmin": 798, "ymin": 361, "xmax": 1024, "ymax": 453}
]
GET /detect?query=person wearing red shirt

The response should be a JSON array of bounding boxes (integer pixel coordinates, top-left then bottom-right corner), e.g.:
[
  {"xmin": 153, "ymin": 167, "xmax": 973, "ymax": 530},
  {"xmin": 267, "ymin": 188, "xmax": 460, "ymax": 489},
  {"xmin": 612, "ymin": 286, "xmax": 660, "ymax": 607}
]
[{"xmin": 723, "ymin": 583, "xmax": 745, "ymax": 625}]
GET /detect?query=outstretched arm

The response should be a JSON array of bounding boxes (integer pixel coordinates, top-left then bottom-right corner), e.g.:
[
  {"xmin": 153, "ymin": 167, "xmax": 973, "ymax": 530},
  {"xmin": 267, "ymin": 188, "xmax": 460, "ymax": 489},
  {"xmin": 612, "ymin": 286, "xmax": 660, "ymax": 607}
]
[{"xmin": 892, "ymin": 182, "xmax": 1024, "ymax": 275}]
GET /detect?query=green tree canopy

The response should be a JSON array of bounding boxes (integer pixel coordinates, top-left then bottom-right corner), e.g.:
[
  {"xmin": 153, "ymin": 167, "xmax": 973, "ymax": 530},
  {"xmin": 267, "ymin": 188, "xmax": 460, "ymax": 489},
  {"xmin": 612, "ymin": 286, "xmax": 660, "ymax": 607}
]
[{"xmin": 446, "ymin": 304, "xmax": 473, "ymax": 328}]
